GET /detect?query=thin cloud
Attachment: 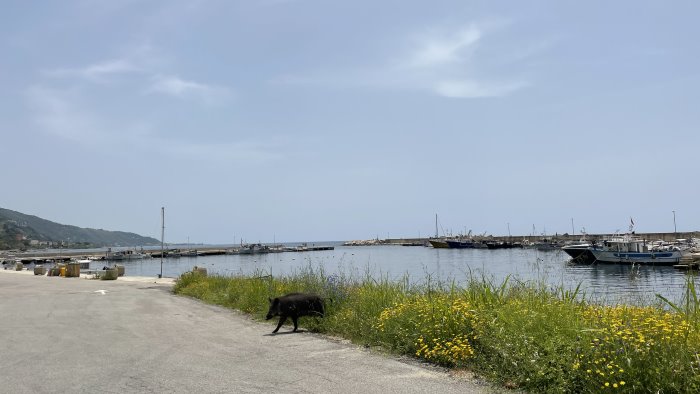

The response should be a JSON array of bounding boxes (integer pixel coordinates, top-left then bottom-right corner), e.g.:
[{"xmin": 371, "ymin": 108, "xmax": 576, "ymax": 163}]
[
  {"xmin": 401, "ymin": 22, "xmax": 529, "ymax": 98},
  {"xmin": 273, "ymin": 21, "xmax": 533, "ymax": 99},
  {"xmin": 434, "ymin": 79, "xmax": 530, "ymax": 98},
  {"xmin": 407, "ymin": 25, "xmax": 482, "ymax": 68},
  {"xmin": 25, "ymin": 85, "xmax": 105, "ymax": 143},
  {"xmin": 157, "ymin": 139, "xmax": 284, "ymax": 164},
  {"xmin": 146, "ymin": 75, "xmax": 230, "ymax": 104},
  {"xmin": 24, "ymin": 85, "xmax": 277, "ymax": 164},
  {"xmin": 44, "ymin": 59, "xmax": 140, "ymax": 82}
]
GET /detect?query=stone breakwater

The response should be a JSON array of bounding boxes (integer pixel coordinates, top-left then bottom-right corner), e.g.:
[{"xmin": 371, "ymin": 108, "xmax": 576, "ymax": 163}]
[{"xmin": 375, "ymin": 231, "xmax": 700, "ymax": 246}]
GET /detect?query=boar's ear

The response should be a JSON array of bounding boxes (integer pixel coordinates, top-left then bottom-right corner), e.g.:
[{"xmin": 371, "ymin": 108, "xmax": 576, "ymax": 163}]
[{"xmin": 268, "ymin": 297, "xmax": 272, "ymax": 303}]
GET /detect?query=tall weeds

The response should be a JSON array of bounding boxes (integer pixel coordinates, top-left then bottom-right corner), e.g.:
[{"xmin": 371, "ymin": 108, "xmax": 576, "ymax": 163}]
[{"xmin": 174, "ymin": 266, "xmax": 700, "ymax": 393}]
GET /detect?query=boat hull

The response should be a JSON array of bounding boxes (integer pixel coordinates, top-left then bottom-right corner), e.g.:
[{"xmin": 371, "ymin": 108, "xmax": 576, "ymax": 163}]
[
  {"xmin": 428, "ymin": 240, "xmax": 450, "ymax": 249},
  {"xmin": 562, "ymin": 244, "xmax": 596, "ymax": 263},
  {"xmin": 590, "ymin": 250, "xmax": 684, "ymax": 265},
  {"xmin": 445, "ymin": 240, "xmax": 477, "ymax": 249}
]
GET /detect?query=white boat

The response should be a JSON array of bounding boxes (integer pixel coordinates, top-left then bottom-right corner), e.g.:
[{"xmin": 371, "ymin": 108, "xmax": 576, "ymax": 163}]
[
  {"xmin": 561, "ymin": 234, "xmax": 597, "ymax": 263},
  {"xmin": 71, "ymin": 258, "xmax": 92, "ymax": 269},
  {"xmin": 562, "ymin": 243, "xmax": 597, "ymax": 262},
  {"xmin": 181, "ymin": 249, "xmax": 198, "ymax": 257},
  {"xmin": 533, "ymin": 238, "xmax": 562, "ymax": 251},
  {"xmin": 106, "ymin": 249, "xmax": 148, "ymax": 260},
  {"xmin": 590, "ymin": 234, "xmax": 687, "ymax": 265},
  {"xmin": 237, "ymin": 243, "xmax": 270, "ymax": 254}
]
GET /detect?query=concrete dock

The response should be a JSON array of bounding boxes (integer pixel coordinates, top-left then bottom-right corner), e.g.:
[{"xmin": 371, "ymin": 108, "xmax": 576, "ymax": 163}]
[{"xmin": 0, "ymin": 270, "xmax": 488, "ymax": 394}]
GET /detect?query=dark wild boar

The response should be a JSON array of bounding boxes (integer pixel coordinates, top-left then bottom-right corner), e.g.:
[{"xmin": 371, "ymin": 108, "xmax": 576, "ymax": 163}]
[{"xmin": 266, "ymin": 293, "xmax": 325, "ymax": 333}]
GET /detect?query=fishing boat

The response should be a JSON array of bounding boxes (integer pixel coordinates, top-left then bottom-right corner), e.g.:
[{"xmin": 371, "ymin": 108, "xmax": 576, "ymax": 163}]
[
  {"xmin": 445, "ymin": 239, "xmax": 478, "ymax": 249},
  {"xmin": 106, "ymin": 249, "xmax": 148, "ymax": 260},
  {"xmin": 427, "ymin": 214, "xmax": 450, "ymax": 248},
  {"xmin": 428, "ymin": 239, "xmax": 450, "ymax": 248},
  {"xmin": 562, "ymin": 243, "xmax": 597, "ymax": 263},
  {"xmin": 533, "ymin": 238, "xmax": 562, "ymax": 251},
  {"xmin": 485, "ymin": 241, "xmax": 520, "ymax": 249},
  {"xmin": 181, "ymin": 249, "xmax": 198, "ymax": 257},
  {"xmin": 237, "ymin": 243, "xmax": 270, "ymax": 254},
  {"xmin": 590, "ymin": 234, "xmax": 687, "ymax": 265},
  {"xmin": 562, "ymin": 233, "xmax": 597, "ymax": 263}
]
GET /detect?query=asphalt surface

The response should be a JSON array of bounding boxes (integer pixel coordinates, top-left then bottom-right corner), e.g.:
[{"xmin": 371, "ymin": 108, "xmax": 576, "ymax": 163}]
[{"xmin": 0, "ymin": 270, "xmax": 491, "ymax": 393}]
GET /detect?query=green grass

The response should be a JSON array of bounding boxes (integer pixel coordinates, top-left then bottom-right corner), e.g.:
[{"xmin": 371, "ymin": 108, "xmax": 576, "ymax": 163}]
[{"xmin": 174, "ymin": 266, "xmax": 700, "ymax": 393}]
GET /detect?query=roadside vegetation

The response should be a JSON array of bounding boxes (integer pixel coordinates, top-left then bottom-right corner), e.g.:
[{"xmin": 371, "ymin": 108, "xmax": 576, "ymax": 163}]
[{"xmin": 174, "ymin": 265, "xmax": 700, "ymax": 393}]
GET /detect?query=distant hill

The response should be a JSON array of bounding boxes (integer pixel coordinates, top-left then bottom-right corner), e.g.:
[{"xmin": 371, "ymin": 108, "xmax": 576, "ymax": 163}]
[{"xmin": 0, "ymin": 207, "xmax": 160, "ymax": 250}]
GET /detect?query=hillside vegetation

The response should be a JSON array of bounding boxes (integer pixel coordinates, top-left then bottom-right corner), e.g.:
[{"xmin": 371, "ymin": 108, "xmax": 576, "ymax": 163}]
[{"xmin": 0, "ymin": 207, "xmax": 159, "ymax": 250}]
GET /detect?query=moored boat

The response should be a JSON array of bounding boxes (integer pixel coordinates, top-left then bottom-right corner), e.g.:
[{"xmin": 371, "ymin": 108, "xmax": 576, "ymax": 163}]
[
  {"xmin": 445, "ymin": 239, "xmax": 479, "ymax": 249},
  {"xmin": 428, "ymin": 239, "xmax": 450, "ymax": 248},
  {"xmin": 590, "ymin": 234, "xmax": 687, "ymax": 265},
  {"xmin": 534, "ymin": 238, "xmax": 562, "ymax": 251},
  {"xmin": 562, "ymin": 243, "xmax": 597, "ymax": 263},
  {"xmin": 237, "ymin": 243, "xmax": 270, "ymax": 254},
  {"xmin": 485, "ymin": 241, "xmax": 520, "ymax": 249},
  {"xmin": 106, "ymin": 249, "xmax": 148, "ymax": 261},
  {"xmin": 181, "ymin": 249, "xmax": 199, "ymax": 257}
]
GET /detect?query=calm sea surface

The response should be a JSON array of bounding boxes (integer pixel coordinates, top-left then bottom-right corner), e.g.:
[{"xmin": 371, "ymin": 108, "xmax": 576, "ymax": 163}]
[{"xmin": 85, "ymin": 243, "xmax": 697, "ymax": 305}]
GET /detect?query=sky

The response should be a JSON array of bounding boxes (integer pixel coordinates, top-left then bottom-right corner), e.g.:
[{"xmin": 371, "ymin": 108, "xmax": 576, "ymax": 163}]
[{"xmin": 2, "ymin": 0, "xmax": 699, "ymax": 244}]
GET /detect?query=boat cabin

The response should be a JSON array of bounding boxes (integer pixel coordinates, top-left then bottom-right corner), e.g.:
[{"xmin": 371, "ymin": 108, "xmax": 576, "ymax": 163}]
[{"xmin": 603, "ymin": 236, "xmax": 649, "ymax": 253}]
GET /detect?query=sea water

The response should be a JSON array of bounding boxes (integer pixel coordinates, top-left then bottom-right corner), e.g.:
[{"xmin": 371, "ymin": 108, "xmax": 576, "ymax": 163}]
[{"xmin": 94, "ymin": 243, "xmax": 696, "ymax": 305}]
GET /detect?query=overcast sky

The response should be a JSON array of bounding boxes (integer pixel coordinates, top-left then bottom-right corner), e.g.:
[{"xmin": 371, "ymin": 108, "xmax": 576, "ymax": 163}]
[{"xmin": 2, "ymin": 1, "xmax": 698, "ymax": 244}]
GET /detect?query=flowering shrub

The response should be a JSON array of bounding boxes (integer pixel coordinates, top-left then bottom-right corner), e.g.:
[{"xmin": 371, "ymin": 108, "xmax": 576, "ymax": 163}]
[
  {"xmin": 375, "ymin": 295, "xmax": 475, "ymax": 366},
  {"xmin": 175, "ymin": 267, "xmax": 700, "ymax": 393},
  {"xmin": 575, "ymin": 305, "xmax": 700, "ymax": 392}
]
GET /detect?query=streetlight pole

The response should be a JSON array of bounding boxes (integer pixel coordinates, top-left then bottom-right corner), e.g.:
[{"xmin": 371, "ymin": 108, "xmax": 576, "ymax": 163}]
[
  {"xmin": 571, "ymin": 218, "xmax": 575, "ymax": 236},
  {"xmin": 672, "ymin": 210, "xmax": 677, "ymax": 235},
  {"xmin": 160, "ymin": 207, "xmax": 164, "ymax": 279}
]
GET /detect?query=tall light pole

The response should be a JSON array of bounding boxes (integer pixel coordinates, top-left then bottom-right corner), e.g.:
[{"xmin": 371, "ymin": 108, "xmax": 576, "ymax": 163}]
[
  {"xmin": 571, "ymin": 218, "xmax": 575, "ymax": 236},
  {"xmin": 672, "ymin": 210, "xmax": 677, "ymax": 235},
  {"xmin": 160, "ymin": 207, "xmax": 164, "ymax": 278}
]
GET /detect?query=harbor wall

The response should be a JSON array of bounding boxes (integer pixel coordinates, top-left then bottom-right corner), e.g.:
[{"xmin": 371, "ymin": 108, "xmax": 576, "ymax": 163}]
[{"xmin": 386, "ymin": 231, "xmax": 700, "ymax": 245}]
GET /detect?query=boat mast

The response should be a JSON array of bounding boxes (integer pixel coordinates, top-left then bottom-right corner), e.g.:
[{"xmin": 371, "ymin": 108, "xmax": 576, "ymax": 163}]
[
  {"xmin": 435, "ymin": 214, "xmax": 438, "ymax": 238},
  {"xmin": 160, "ymin": 207, "xmax": 164, "ymax": 278}
]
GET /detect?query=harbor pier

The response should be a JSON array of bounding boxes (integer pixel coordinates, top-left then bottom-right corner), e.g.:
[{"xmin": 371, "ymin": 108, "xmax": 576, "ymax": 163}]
[{"xmin": 381, "ymin": 231, "xmax": 700, "ymax": 246}]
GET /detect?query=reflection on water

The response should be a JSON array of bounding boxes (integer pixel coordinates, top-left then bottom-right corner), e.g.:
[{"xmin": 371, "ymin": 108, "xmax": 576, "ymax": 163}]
[{"xmin": 94, "ymin": 244, "xmax": 697, "ymax": 305}]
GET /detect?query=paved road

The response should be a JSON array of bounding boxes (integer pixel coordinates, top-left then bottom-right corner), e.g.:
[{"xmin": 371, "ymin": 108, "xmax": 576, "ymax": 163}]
[{"xmin": 0, "ymin": 271, "xmax": 491, "ymax": 393}]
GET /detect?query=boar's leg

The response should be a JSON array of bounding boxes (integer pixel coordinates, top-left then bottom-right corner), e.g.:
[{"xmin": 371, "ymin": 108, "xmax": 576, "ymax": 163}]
[
  {"xmin": 273, "ymin": 315, "xmax": 287, "ymax": 333},
  {"xmin": 292, "ymin": 316, "xmax": 299, "ymax": 332}
]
